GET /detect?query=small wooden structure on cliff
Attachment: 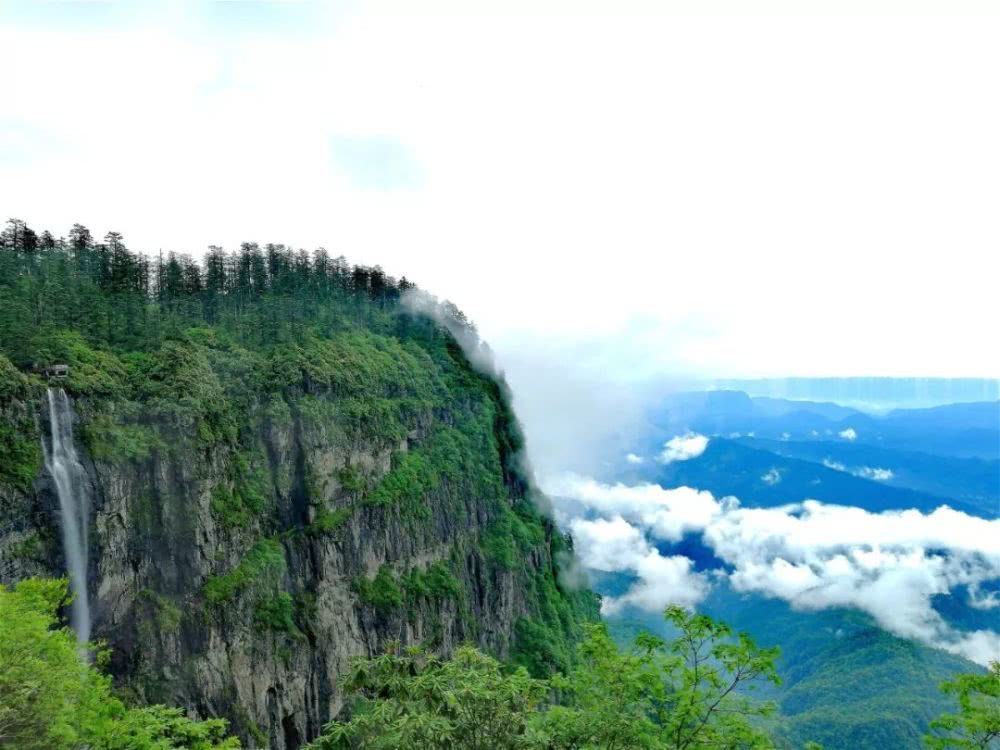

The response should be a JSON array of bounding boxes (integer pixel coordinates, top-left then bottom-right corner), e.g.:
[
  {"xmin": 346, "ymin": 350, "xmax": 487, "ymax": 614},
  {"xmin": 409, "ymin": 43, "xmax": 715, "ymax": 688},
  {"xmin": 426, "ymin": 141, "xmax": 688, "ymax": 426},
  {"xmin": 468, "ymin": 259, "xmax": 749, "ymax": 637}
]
[{"xmin": 32, "ymin": 363, "xmax": 70, "ymax": 379}]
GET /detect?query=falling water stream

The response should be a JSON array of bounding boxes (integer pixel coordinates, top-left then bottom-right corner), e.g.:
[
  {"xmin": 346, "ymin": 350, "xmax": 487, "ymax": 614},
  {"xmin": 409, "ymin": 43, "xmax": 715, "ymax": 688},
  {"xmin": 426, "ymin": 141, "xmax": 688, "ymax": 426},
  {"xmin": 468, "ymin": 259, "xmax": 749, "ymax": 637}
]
[{"xmin": 43, "ymin": 387, "xmax": 92, "ymax": 644}]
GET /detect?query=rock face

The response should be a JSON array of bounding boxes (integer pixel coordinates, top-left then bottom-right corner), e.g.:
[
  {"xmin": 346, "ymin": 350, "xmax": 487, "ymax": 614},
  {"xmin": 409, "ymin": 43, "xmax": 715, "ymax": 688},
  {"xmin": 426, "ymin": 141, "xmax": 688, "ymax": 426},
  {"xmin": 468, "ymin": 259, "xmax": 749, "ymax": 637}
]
[{"xmin": 0, "ymin": 330, "xmax": 594, "ymax": 749}]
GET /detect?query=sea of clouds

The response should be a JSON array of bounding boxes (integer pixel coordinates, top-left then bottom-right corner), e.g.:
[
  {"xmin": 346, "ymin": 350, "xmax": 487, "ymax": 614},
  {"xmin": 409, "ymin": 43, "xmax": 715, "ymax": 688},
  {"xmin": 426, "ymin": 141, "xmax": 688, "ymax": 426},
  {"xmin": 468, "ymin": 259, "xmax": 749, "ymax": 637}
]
[{"xmin": 542, "ymin": 471, "xmax": 1000, "ymax": 666}]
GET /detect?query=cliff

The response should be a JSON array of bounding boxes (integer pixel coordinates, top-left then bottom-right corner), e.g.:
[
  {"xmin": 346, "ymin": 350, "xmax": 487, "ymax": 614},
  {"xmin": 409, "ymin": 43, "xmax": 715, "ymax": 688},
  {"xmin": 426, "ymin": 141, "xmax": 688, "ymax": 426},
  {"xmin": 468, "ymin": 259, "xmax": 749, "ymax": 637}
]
[{"xmin": 0, "ymin": 289, "xmax": 596, "ymax": 748}]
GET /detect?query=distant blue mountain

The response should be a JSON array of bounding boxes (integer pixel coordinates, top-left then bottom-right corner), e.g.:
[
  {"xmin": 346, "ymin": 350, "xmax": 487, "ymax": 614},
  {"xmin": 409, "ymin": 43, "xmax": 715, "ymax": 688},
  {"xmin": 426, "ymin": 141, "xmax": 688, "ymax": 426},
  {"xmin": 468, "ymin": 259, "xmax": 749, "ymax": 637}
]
[
  {"xmin": 645, "ymin": 390, "xmax": 863, "ymax": 438},
  {"xmin": 735, "ymin": 437, "xmax": 999, "ymax": 515},
  {"xmin": 837, "ymin": 401, "xmax": 1000, "ymax": 459},
  {"xmin": 705, "ymin": 377, "xmax": 999, "ymax": 409},
  {"xmin": 638, "ymin": 390, "xmax": 999, "ymax": 471},
  {"xmin": 619, "ymin": 438, "xmax": 983, "ymax": 515}
]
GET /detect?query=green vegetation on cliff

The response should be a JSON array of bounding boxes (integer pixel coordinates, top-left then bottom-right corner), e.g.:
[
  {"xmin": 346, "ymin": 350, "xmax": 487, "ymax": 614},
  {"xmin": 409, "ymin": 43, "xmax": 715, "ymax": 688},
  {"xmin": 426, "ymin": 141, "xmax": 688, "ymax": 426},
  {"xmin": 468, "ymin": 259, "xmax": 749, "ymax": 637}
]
[
  {"xmin": 0, "ymin": 216, "xmax": 595, "ymax": 652},
  {"xmin": 0, "ymin": 218, "xmax": 598, "ymax": 746},
  {"xmin": 0, "ymin": 355, "xmax": 41, "ymax": 492}
]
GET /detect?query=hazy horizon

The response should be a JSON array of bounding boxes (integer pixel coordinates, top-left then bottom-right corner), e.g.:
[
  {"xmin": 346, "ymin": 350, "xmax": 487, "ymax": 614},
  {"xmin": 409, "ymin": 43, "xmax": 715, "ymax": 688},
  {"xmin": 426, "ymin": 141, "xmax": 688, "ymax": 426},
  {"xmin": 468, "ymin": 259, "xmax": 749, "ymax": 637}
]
[{"xmin": 4, "ymin": 0, "xmax": 999, "ymax": 384}]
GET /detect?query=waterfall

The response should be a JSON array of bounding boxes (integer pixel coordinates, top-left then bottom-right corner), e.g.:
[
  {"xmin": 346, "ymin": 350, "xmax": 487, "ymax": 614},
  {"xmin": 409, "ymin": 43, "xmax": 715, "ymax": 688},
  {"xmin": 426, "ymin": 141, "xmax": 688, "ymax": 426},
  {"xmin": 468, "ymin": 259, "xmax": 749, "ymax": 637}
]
[{"xmin": 43, "ymin": 387, "xmax": 92, "ymax": 644}]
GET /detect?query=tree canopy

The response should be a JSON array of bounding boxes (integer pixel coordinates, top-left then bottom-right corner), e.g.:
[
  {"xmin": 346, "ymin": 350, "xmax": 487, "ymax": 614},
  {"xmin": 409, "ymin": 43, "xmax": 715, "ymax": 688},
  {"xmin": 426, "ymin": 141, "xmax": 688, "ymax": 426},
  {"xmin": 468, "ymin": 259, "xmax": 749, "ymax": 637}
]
[
  {"xmin": 0, "ymin": 578, "xmax": 240, "ymax": 750},
  {"xmin": 925, "ymin": 661, "xmax": 1000, "ymax": 749},
  {"xmin": 308, "ymin": 605, "xmax": 780, "ymax": 750},
  {"xmin": 0, "ymin": 217, "xmax": 423, "ymax": 369}
]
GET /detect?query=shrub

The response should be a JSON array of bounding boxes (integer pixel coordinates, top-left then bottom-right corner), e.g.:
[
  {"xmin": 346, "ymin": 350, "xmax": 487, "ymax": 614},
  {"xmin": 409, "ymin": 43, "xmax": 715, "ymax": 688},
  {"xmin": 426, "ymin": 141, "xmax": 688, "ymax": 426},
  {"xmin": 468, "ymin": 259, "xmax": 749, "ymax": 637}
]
[
  {"xmin": 203, "ymin": 539, "xmax": 286, "ymax": 606},
  {"xmin": 307, "ymin": 507, "xmax": 352, "ymax": 536},
  {"xmin": 353, "ymin": 566, "xmax": 403, "ymax": 614},
  {"xmin": 255, "ymin": 592, "xmax": 299, "ymax": 636}
]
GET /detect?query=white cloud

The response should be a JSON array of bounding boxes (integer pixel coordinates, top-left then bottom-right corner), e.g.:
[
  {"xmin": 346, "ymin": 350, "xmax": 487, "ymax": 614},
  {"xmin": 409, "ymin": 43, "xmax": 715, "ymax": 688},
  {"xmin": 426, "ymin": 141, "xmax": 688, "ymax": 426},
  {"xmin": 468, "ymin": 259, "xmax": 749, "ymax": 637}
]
[
  {"xmin": 569, "ymin": 516, "xmax": 708, "ymax": 616},
  {"xmin": 568, "ymin": 515, "xmax": 648, "ymax": 571},
  {"xmin": 543, "ymin": 473, "xmax": 724, "ymax": 542},
  {"xmin": 626, "ymin": 453, "xmax": 645, "ymax": 464},
  {"xmin": 658, "ymin": 433, "xmax": 709, "ymax": 464},
  {"xmin": 855, "ymin": 466, "xmax": 895, "ymax": 481},
  {"xmin": 839, "ymin": 428, "xmax": 858, "ymax": 441},
  {"xmin": 969, "ymin": 586, "xmax": 1000, "ymax": 610},
  {"xmin": 706, "ymin": 501, "xmax": 1000, "ymax": 664},
  {"xmin": 761, "ymin": 468, "xmax": 782, "ymax": 485},
  {"xmin": 823, "ymin": 459, "xmax": 894, "ymax": 481},
  {"xmin": 400, "ymin": 288, "xmax": 499, "ymax": 376},
  {"xmin": 551, "ymin": 474, "xmax": 1000, "ymax": 665}
]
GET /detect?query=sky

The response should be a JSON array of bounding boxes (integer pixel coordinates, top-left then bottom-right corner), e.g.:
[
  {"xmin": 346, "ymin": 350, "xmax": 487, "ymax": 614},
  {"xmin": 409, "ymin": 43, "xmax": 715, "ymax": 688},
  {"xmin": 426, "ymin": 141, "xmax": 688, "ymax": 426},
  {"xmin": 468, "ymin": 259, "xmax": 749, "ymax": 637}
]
[{"xmin": 2, "ymin": 0, "xmax": 999, "ymax": 390}]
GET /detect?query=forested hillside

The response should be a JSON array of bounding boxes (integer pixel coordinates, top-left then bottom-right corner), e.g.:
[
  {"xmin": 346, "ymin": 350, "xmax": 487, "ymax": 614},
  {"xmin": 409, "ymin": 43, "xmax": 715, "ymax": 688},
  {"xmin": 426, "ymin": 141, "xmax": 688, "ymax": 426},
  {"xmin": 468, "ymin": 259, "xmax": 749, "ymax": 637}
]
[{"xmin": 0, "ymin": 218, "xmax": 598, "ymax": 747}]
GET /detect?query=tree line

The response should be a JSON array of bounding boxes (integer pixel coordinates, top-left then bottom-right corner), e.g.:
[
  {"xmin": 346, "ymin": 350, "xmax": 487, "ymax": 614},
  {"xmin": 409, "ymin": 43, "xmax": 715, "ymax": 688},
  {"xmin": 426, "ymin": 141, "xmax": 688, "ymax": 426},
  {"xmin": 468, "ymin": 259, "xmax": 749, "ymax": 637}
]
[{"xmin": 0, "ymin": 217, "xmax": 431, "ymax": 366}]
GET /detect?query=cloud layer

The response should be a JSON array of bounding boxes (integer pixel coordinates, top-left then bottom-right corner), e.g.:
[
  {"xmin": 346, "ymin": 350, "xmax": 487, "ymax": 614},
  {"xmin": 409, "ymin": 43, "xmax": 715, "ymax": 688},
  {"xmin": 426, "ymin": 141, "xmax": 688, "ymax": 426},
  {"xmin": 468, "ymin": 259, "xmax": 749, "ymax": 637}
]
[
  {"xmin": 569, "ymin": 516, "xmax": 707, "ymax": 615},
  {"xmin": 657, "ymin": 433, "xmax": 710, "ymax": 464},
  {"xmin": 545, "ymin": 473, "xmax": 1000, "ymax": 665}
]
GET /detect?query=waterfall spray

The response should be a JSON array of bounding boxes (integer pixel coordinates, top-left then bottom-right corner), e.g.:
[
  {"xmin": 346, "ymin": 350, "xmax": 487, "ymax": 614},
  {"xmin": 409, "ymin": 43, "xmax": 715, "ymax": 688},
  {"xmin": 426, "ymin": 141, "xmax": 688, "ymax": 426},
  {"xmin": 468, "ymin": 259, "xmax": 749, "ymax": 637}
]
[{"xmin": 43, "ymin": 387, "xmax": 92, "ymax": 644}]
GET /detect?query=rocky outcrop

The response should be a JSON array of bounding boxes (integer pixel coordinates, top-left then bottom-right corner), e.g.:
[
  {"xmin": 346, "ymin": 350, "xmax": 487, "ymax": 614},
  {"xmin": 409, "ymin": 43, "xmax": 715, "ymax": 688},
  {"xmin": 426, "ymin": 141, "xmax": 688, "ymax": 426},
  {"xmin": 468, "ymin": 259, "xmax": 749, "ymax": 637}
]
[{"xmin": 0, "ymin": 340, "xmax": 593, "ymax": 749}]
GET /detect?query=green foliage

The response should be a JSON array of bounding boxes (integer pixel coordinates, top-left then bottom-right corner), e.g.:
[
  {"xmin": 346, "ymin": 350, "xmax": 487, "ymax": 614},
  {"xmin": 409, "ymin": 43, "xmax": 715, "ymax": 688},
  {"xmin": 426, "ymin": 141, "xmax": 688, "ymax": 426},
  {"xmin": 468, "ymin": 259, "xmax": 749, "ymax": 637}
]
[
  {"xmin": 210, "ymin": 459, "xmax": 269, "ymax": 530},
  {"xmin": 267, "ymin": 331, "xmax": 441, "ymax": 401},
  {"xmin": 925, "ymin": 661, "xmax": 1000, "ymax": 749},
  {"xmin": 307, "ymin": 643, "xmax": 548, "ymax": 750},
  {"xmin": 30, "ymin": 330, "xmax": 129, "ymax": 397},
  {"xmin": 0, "ymin": 354, "xmax": 42, "ymax": 491},
  {"xmin": 0, "ymin": 578, "xmax": 106, "ymax": 749},
  {"xmin": 0, "ymin": 578, "xmax": 239, "ymax": 749},
  {"xmin": 83, "ymin": 415, "xmax": 164, "ymax": 463},
  {"xmin": 254, "ymin": 592, "xmax": 300, "ymax": 636},
  {"xmin": 138, "ymin": 589, "xmax": 183, "ymax": 634},
  {"xmin": 202, "ymin": 539, "xmax": 286, "ymax": 607},
  {"xmin": 365, "ymin": 417, "xmax": 505, "ymax": 518},
  {"xmin": 309, "ymin": 606, "xmax": 781, "ymax": 750},
  {"xmin": 307, "ymin": 506, "xmax": 353, "ymax": 535},
  {"xmin": 512, "ymin": 617, "xmax": 574, "ymax": 678},
  {"xmin": 137, "ymin": 339, "xmax": 237, "ymax": 446},
  {"xmin": 500, "ymin": 502, "xmax": 598, "ymax": 678},
  {"xmin": 0, "ymin": 354, "xmax": 31, "ymax": 400},
  {"xmin": 97, "ymin": 706, "xmax": 240, "ymax": 750},
  {"xmin": 538, "ymin": 607, "xmax": 780, "ymax": 749},
  {"xmin": 401, "ymin": 562, "xmax": 462, "ymax": 603},
  {"xmin": 353, "ymin": 566, "xmax": 404, "ymax": 614},
  {"xmin": 367, "ymin": 449, "xmax": 437, "ymax": 511},
  {"xmin": 0, "ymin": 421, "xmax": 42, "ymax": 492},
  {"xmin": 336, "ymin": 466, "xmax": 367, "ymax": 494},
  {"xmin": 482, "ymin": 505, "xmax": 545, "ymax": 571},
  {"xmin": 8, "ymin": 532, "xmax": 44, "ymax": 563}
]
